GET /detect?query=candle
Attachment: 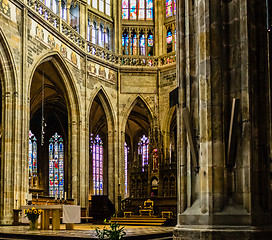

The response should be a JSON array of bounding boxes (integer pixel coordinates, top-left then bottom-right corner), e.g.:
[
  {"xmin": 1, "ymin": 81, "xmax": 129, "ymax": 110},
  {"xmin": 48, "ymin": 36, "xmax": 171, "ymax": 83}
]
[
  {"xmin": 54, "ymin": 194, "xmax": 57, "ymax": 200},
  {"xmin": 64, "ymin": 192, "xmax": 67, "ymax": 201},
  {"xmin": 36, "ymin": 194, "xmax": 38, "ymax": 200}
]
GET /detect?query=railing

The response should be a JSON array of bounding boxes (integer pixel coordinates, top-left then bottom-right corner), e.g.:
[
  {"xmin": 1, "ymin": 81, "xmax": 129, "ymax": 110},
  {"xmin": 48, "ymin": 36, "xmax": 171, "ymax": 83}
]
[
  {"xmin": 61, "ymin": 21, "xmax": 85, "ymax": 50},
  {"xmin": 26, "ymin": 0, "xmax": 176, "ymax": 67},
  {"xmin": 120, "ymin": 55, "xmax": 158, "ymax": 67},
  {"xmin": 159, "ymin": 52, "xmax": 176, "ymax": 65},
  {"xmin": 28, "ymin": 0, "xmax": 60, "ymax": 29},
  {"xmin": 87, "ymin": 42, "xmax": 119, "ymax": 64}
]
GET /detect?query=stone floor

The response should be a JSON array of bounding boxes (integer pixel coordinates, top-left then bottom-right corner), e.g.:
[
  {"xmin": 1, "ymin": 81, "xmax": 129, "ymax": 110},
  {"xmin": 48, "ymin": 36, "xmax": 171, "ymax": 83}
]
[{"xmin": 0, "ymin": 224, "xmax": 174, "ymax": 239}]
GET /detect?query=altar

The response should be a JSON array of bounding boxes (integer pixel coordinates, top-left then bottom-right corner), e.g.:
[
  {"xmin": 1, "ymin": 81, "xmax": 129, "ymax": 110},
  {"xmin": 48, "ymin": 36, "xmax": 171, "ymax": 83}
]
[{"xmin": 22, "ymin": 205, "xmax": 80, "ymax": 230}]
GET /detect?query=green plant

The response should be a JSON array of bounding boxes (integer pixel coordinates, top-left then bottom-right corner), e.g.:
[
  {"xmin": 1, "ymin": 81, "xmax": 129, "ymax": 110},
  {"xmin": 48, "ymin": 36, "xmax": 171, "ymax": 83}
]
[
  {"xmin": 95, "ymin": 219, "xmax": 126, "ymax": 240},
  {"xmin": 24, "ymin": 207, "xmax": 42, "ymax": 223}
]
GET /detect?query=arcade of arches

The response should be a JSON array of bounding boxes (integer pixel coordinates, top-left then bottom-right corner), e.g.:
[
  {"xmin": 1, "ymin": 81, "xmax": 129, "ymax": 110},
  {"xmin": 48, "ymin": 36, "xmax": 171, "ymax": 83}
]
[{"xmin": 0, "ymin": 0, "xmax": 272, "ymax": 239}]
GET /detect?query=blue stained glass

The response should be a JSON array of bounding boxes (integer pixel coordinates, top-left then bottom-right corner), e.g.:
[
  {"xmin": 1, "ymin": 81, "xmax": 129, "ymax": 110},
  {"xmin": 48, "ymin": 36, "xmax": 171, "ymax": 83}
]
[
  {"xmin": 49, "ymin": 133, "xmax": 64, "ymax": 198},
  {"xmin": 29, "ymin": 131, "xmax": 38, "ymax": 188},
  {"xmin": 140, "ymin": 34, "xmax": 145, "ymax": 55},
  {"xmin": 130, "ymin": 0, "xmax": 137, "ymax": 19},
  {"xmin": 166, "ymin": 30, "xmax": 172, "ymax": 44},
  {"xmin": 146, "ymin": 0, "xmax": 153, "ymax": 20},
  {"xmin": 148, "ymin": 34, "xmax": 153, "ymax": 46}
]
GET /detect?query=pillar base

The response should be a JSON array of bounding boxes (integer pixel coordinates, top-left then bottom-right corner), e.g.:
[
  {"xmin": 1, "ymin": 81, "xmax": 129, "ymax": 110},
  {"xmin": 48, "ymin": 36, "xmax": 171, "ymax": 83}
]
[{"xmin": 173, "ymin": 225, "xmax": 272, "ymax": 240}]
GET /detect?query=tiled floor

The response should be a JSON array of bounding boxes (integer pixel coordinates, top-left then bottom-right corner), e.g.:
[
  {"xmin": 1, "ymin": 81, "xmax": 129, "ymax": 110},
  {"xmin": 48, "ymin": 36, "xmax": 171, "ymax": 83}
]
[{"xmin": 0, "ymin": 224, "xmax": 174, "ymax": 239}]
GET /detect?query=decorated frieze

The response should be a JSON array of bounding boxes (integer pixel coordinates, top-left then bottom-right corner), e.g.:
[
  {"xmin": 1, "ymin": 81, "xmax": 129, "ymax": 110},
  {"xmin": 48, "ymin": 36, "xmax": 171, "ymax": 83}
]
[
  {"xmin": 88, "ymin": 62, "xmax": 117, "ymax": 84},
  {"xmin": 29, "ymin": 19, "xmax": 81, "ymax": 70}
]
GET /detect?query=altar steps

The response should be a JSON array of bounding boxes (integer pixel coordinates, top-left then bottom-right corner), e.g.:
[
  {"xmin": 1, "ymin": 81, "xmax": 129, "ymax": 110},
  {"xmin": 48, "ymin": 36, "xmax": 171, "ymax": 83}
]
[{"xmin": 110, "ymin": 217, "xmax": 167, "ymax": 226}]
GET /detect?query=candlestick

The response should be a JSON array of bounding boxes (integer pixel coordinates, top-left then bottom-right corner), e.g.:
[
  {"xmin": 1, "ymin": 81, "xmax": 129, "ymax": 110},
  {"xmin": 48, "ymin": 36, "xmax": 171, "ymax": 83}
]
[
  {"xmin": 36, "ymin": 194, "xmax": 38, "ymax": 200},
  {"xmin": 64, "ymin": 192, "xmax": 67, "ymax": 201}
]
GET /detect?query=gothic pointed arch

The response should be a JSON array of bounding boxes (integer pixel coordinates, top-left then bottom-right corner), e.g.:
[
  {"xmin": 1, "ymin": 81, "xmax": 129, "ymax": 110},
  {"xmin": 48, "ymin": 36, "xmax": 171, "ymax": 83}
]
[
  {"xmin": 28, "ymin": 51, "xmax": 82, "ymax": 203},
  {"xmin": 88, "ymin": 88, "xmax": 115, "ymax": 203}
]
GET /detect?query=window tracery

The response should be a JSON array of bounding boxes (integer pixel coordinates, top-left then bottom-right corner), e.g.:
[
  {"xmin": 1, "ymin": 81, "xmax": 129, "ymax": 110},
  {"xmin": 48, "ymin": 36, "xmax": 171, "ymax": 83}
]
[
  {"xmin": 122, "ymin": 28, "xmax": 154, "ymax": 56},
  {"xmin": 49, "ymin": 133, "xmax": 64, "ymax": 198},
  {"xmin": 122, "ymin": 0, "xmax": 153, "ymax": 20},
  {"xmin": 91, "ymin": 134, "xmax": 103, "ymax": 195},
  {"xmin": 29, "ymin": 130, "xmax": 38, "ymax": 188},
  {"xmin": 166, "ymin": 0, "xmax": 176, "ymax": 18}
]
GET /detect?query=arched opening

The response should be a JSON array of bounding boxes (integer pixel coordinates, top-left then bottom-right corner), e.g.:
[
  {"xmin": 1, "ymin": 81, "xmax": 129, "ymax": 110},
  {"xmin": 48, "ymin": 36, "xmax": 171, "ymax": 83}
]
[
  {"xmin": 89, "ymin": 95, "xmax": 108, "ymax": 196},
  {"xmin": 125, "ymin": 97, "xmax": 152, "ymax": 199},
  {"xmin": 29, "ymin": 61, "xmax": 68, "ymax": 197}
]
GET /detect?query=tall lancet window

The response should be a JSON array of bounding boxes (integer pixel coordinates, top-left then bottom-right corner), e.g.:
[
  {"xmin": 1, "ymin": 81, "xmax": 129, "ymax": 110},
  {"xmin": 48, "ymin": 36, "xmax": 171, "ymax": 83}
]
[
  {"xmin": 29, "ymin": 130, "xmax": 38, "ymax": 188},
  {"xmin": 49, "ymin": 133, "xmax": 64, "ymax": 198},
  {"xmin": 166, "ymin": 0, "xmax": 176, "ymax": 18},
  {"xmin": 138, "ymin": 135, "xmax": 149, "ymax": 169},
  {"xmin": 91, "ymin": 134, "xmax": 103, "ymax": 195},
  {"xmin": 124, "ymin": 142, "xmax": 128, "ymax": 196}
]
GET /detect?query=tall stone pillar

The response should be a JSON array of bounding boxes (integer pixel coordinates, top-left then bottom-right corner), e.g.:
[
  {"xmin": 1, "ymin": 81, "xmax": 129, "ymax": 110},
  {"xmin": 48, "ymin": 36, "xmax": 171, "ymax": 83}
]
[{"xmin": 174, "ymin": 0, "xmax": 272, "ymax": 239}]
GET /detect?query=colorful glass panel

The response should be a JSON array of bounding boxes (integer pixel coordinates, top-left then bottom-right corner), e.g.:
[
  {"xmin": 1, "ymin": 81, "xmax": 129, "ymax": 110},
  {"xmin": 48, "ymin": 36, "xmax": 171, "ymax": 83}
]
[
  {"xmin": 130, "ymin": 0, "xmax": 137, "ymax": 19},
  {"xmin": 148, "ymin": 34, "xmax": 153, "ymax": 46},
  {"xmin": 29, "ymin": 131, "xmax": 38, "ymax": 188},
  {"xmin": 91, "ymin": 134, "xmax": 103, "ymax": 195},
  {"xmin": 166, "ymin": 30, "xmax": 172, "ymax": 44},
  {"xmin": 166, "ymin": 0, "xmax": 172, "ymax": 18},
  {"xmin": 146, "ymin": 0, "xmax": 153, "ymax": 20},
  {"xmin": 131, "ymin": 34, "xmax": 137, "ymax": 55},
  {"xmin": 124, "ymin": 142, "xmax": 128, "ymax": 196},
  {"xmin": 122, "ymin": 33, "xmax": 129, "ymax": 54},
  {"xmin": 139, "ymin": 135, "xmax": 149, "ymax": 169},
  {"xmin": 138, "ymin": 0, "xmax": 145, "ymax": 20},
  {"xmin": 92, "ymin": 22, "xmax": 96, "ymax": 44},
  {"xmin": 49, "ymin": 133, "xmax": 64, "ymax": 198},
  {"xmin": 122, "ymin": 0, "xmax": 129, "ymax": 19},
  {"xmin": 139, "ymin": 34, "xmax": 145, "ymax": 55}
]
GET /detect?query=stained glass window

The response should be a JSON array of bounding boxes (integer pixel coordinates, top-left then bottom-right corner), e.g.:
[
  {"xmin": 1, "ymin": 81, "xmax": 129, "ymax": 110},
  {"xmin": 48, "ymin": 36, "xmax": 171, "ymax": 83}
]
[
  {"xmin": 29, "ymin": 131, "xmax": 37, "ymax": 188},
  {"xmin": 138, "ymin": 135, "xmax": 149, "ymax": 169},
  {"xmin": 124, "ymin": 142, "xmax": 128, "ymax": 197},
  {"xmin": 105, "ymin": 28, "xmax": 110, "ymax": 49},
  {"xmin": 122, "ymin": 0, "xmax": 129, "ymax": 19},
  {"xmin": 146, "ymin": 0, "xmax": 153, "ymax": 20},
  {"xmin": 130, "ymin": 0, "xmax": 137, "ymax": 19},
  {"xmin": 166, "ymin": 0, "xmax": 176, "ymax": 18},
  {"xmin": 131, "ymin": 34, "xmax": 137, "ymax": 55},
  {"xmin": 138, "ymin": 0, "xmax": 145, "ymax": 20},
  {"xmin": 167, "ymin": 29, "xmax": 173, "ymax": 53},
  {"xmin": 174, "ymin": 29, "xmax": 176, "ymax": 50},
  {"xmin": 139, "ymin": 34, "xmax": 145, "ymax": 55},
  {"xmin": 49, "ymin": 133, "xmax": 64, "ymax": 198},
  {"xmin": 91, "ymin": 134, "xmax": 103, "ymax": 195},
  {"xmin": 148, "ymin": 33, "xmax": 153, "ymax": 46},
  {"xmin": 166, "ymin": 30, "xmax": 172, "ymax": 44},
  {"xmin": 122, "ymin": 32, "xmax": 129, "ymax": 55},
  {"xmin": 122, "ymin": 0, "xmax": 153, "ymax": 20}
]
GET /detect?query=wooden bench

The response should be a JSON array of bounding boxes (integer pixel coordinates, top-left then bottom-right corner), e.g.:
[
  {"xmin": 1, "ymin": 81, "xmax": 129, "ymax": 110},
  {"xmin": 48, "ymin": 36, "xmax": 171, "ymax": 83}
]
[
  {"xmin": 161, "ymin": 211, "xmax": 173, "ymax": 218},
  {"xmin": 124, "ymin": 211, "xmax": 133, "ymax": 218}
]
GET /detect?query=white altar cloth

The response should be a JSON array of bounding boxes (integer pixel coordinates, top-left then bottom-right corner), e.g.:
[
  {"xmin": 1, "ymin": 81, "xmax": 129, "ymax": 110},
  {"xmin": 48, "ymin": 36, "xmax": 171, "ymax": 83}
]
[{"xmin": 62, "ymin": 205, "xmax": 81, "ymax": 223}]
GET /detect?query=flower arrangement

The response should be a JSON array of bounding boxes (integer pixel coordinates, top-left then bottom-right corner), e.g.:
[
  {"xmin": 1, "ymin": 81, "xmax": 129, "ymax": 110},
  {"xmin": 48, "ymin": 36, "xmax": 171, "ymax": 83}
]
[
  {"xmin": 24, "ymin": 207, "xmax": 42, "ymax": 230},
  {"xmin": 95, "ymin": 219, "xmax": 126, "ymax": 240}
]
